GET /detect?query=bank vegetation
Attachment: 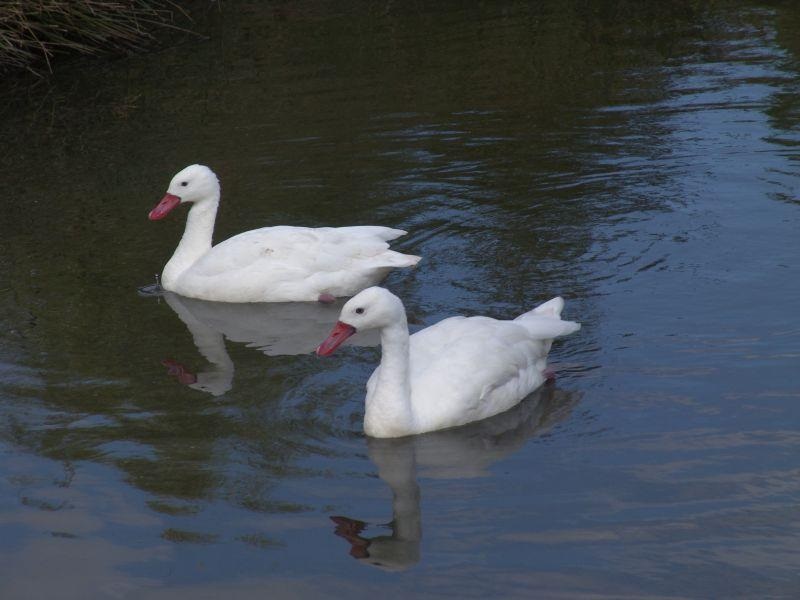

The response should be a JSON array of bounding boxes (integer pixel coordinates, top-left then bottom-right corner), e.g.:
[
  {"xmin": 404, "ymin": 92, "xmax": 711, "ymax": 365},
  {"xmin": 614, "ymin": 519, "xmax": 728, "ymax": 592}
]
[{"xmin": 0, "ymin": 1, "xmax": 190, "ymax": 75}]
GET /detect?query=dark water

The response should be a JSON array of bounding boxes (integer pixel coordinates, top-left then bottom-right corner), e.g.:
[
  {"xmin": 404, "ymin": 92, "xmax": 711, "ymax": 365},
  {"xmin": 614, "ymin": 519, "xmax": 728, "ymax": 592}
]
[{"xmin": 1, "ymin": 1, "xmax": 799, "ymax": 597}]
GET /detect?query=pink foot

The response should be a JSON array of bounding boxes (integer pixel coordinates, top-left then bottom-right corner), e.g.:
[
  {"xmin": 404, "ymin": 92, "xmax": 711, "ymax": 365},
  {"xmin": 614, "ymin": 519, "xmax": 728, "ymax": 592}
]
[
  {"xmin": 544, "ymin": 367, "xmax": 556, "ymax": 382},
  {"xmin": 330, "ymin": 516, "xmax": 367, "ymax": 535},
  {"xmin": 317, "ymin": 293, "xmax": 336, "ymax": 304},
  {"xmin": 330, "ymin": 516, "xmax": 370, "ymax": 559},
  {"xmin": 162, "ymin": 359, "xmax": 198, "ymax": 385}
]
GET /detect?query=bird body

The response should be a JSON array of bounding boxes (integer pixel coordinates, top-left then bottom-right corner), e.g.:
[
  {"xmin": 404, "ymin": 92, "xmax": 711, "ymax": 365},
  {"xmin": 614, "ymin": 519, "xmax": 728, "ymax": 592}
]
[
  {"xmin": 149, "ymin": 165, "xmax": 420, "ymax": 303},
  {"xmin": 317, "ymin": 288, "xmax": 580, "ymax": 437}
]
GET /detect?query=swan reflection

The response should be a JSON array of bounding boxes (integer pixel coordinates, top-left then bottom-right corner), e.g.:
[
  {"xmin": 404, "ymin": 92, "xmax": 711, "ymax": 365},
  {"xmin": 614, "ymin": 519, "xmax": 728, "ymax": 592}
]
[
  {"xmin": 160, "ymin": 292, "xmax": 378, "ymax": 396},
  {"xmin": 331, "ymin": 385, "xmax": 580, "ymax": 570}
]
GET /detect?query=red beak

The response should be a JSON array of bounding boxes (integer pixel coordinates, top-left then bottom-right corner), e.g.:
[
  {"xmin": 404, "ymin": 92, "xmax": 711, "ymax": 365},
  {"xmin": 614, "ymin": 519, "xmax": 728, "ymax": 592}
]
[
  {"xmin": 317, "ymin": 321, "xmax": 357, "ymax": 356},
  {"xmin": 149, "ymin": 193, "xmax": 182, "ymax": 220}
]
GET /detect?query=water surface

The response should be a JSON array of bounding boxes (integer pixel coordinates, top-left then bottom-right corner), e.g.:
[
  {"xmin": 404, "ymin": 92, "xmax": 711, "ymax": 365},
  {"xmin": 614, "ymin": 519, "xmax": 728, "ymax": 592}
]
[{"xmin": 1, "ymin": 1, "xmax": 799, "ymax": 597}]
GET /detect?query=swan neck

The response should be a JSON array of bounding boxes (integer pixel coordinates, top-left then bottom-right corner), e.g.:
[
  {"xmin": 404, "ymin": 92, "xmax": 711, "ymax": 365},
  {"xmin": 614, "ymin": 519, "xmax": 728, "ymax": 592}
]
[
  {"xmin": 162, "ymin": 194, "xmax": 219, "ymax": 285},
  {"xmin": 364, "ymin": 317, "xmax": 414, "ymax": 437}
]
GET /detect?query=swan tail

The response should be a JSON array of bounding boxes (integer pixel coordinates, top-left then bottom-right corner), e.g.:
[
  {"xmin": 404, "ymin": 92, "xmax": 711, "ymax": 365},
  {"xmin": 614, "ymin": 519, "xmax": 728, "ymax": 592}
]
[
  {"xmin": 531, "ymin": 296, "xmax": 565, "ymax": 318},
  {"xmin": 369, "ymin": 250, "xmax": 422, "ymax": 268},
  {"xmin": 514, "ymin": 297, "xmax": 581, "ymax": 339},
  {"xmin": 337, "ymin": 226, "xmax": 408, "ymax": 242}
]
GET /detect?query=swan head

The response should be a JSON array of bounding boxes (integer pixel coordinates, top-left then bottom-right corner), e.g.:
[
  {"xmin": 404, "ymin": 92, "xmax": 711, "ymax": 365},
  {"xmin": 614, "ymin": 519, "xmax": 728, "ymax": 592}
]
[
  {"xmin": 149, "ymin": 164, "xmax": 220, "ymax": 220},
  {"xmin": 317, "ymin": 287, "xmax": 405, "ymax": 356}
]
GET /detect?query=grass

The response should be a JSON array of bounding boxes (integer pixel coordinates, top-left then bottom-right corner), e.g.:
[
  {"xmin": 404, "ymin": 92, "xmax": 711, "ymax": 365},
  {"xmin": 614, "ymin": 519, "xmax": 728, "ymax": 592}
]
[{"xmin": 0, "ymin": 1, "xmax": 190, "ymax": 75}]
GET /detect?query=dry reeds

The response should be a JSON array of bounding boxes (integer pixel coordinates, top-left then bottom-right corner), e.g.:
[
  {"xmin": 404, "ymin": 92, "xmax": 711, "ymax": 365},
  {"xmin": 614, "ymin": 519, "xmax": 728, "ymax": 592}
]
[{"xmin": 0, "ymin": 1, "xmax": 186, "ymax": 74}]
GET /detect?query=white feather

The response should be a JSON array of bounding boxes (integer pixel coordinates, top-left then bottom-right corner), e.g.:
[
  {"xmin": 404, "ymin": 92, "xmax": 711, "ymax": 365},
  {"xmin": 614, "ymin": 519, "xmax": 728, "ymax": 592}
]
[
  {"xmin": 151, "ymin": 165, "xmax": 420, "ymax": 302},
  {"xmin": 325, "ymin": 287, "xmax": 581, "ymax": 438}
]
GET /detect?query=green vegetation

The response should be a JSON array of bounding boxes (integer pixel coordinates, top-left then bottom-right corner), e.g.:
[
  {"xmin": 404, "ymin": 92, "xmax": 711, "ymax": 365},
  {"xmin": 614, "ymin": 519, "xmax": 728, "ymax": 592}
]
[{"xmin": 0, "ymin": 0, "xmax": 188, "ymax": 74}]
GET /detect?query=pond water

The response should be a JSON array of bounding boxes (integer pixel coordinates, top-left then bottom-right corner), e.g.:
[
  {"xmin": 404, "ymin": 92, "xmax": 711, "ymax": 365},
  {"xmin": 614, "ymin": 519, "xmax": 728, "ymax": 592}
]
[{"xmin": 1, "ymin": 1, "xmax": 799, "ymax": 597}]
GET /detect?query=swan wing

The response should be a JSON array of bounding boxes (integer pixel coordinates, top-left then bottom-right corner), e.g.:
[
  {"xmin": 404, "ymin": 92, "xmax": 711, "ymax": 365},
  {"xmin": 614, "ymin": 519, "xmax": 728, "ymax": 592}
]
[
  {"xmin": 407, "ymin": 318, "xmax": 550, "ymax": 432},
  {"xmin": 179, "ymin": 226, "xmax": 420, "ymax": 301}
]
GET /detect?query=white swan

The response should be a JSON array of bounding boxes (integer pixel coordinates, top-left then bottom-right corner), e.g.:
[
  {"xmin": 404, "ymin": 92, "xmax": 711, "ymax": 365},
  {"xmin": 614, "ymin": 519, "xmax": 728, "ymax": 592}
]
[
  {"xmin": 148, "ymin": 165, "xmax": 421, "ymax": 303},
  {"xmin": 316, "ymin": 287, "xmax": 581, "ymax": 438}
]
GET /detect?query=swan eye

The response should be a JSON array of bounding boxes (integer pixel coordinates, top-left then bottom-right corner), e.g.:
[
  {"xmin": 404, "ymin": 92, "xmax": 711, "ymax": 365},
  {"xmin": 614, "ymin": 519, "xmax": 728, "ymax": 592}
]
[
  {"xmin": 180, "ymin": 181, "xmax": 188, "ymax": 187},
  {"xmin": 355, "ymin": 307, "xmax": 364, "ymax": 314}
]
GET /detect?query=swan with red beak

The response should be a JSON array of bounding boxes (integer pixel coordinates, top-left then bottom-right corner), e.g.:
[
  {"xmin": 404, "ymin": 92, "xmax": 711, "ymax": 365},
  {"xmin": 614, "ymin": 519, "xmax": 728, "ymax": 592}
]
[
  {"xmin": 148, "ymin": 165, "xmax": 421, "ymax": 303},
  {"xmin": 316, "ymin": 287, "xmax": 581, "ymax": 438}
]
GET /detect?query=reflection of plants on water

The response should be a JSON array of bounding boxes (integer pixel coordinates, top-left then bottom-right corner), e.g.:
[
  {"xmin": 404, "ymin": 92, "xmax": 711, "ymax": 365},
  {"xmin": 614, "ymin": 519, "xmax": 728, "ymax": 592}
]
[
  {"xmin": 330, "ymin": 385, "xmax": 580, "ymax": 570},
  {"xmin": 0, "ymin": 0, "xmax": 742, "ymax": 384}
]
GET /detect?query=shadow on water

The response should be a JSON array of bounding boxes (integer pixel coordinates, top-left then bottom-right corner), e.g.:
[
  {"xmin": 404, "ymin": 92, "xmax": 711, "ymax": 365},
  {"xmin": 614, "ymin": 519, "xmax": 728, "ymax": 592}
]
[
  {"xmin": 330, "ymin": 385, "xmax": 579, "ymax": 571},
  {"xmin": 158, "ymin": 292, "xmax": 378, "ymax": 396}
]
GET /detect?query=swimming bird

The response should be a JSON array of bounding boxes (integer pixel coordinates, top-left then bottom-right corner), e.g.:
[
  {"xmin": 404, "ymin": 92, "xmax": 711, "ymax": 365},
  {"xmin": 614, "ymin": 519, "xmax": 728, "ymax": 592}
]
[
  {"xmin": 316, "ymin": 287, "xmax": 581, "ymax": 437},
  {"xmin": 148, "ymin": 165, "xmax": 420, "ymax": 303}
]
